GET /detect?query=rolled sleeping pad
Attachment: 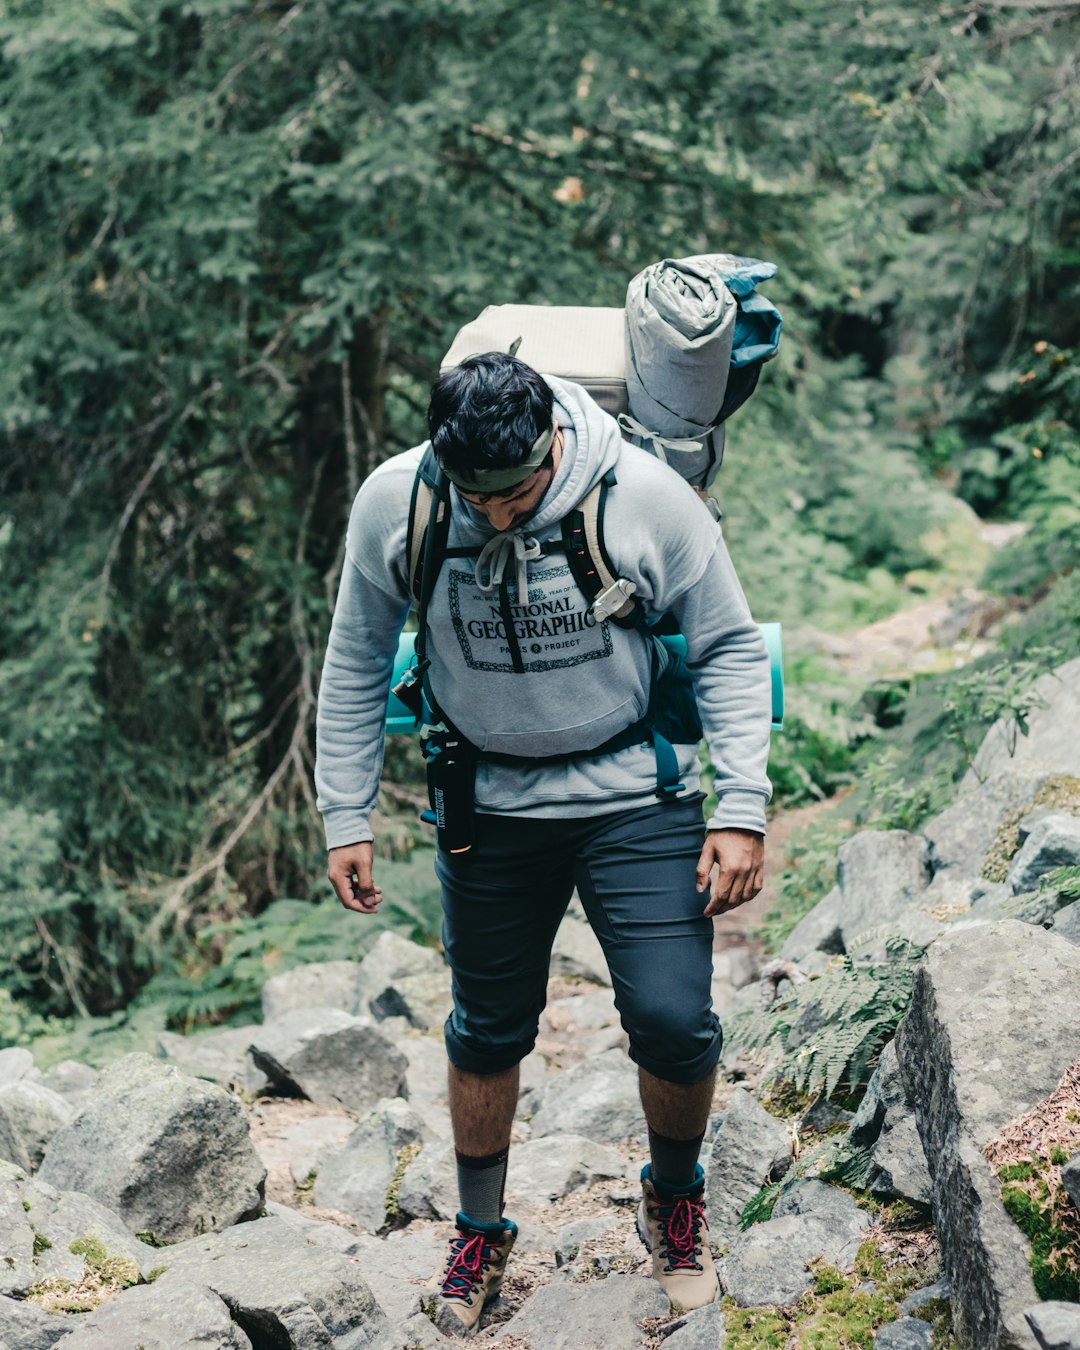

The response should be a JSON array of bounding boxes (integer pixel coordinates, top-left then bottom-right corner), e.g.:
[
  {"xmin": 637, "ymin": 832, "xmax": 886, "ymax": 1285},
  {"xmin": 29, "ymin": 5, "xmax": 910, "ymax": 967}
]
[{"xmin": 386, "ymin": 623, "xmax": 784, "ymax": 733}]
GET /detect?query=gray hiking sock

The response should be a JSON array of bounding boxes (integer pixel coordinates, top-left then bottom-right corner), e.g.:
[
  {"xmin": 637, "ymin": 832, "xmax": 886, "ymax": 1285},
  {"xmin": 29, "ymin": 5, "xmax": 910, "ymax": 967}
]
[
  {"xmin": 648, "ymin": 1127, "xmax": 706, "ymax": 1193},
  {"xmin": 455, "ymin": 1147, "xmax": 509, "ymax": 1225}
]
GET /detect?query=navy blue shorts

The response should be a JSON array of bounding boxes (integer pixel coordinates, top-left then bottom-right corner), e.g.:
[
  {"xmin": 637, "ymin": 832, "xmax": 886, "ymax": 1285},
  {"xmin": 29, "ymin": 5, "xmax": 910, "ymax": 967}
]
[{"xmin": 435, "ymin": 792, "xmax": 722, "ymax": 1085}]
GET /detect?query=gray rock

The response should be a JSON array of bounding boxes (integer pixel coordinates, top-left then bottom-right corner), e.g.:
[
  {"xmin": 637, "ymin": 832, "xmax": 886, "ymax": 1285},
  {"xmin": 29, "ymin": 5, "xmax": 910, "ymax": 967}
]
[
  {"xmin": 349, "ymin": 1228, "xmax": 448, "ymax": 1325},
  {"xmin": 967, "ymin": 656, "xmax": 1080, "ymax": 784},
  {"xmin": 249, "ymin": 1008, "xmax": 408, "ymax": 1114},
  {"xmin": 0, "ymin": 1099, "xmax": 32, "ymax": 1171},
  {"xmin": 547, "ymin": 990, "xmax": 618, "ymax": 1032},
  {"xmin": 491, "ymin": 1274, "xmax": 668, "ymax": 1347},
  {"xmin": 925, "ymin": 770, "xmax": 1045, "ymax": 876},
  {"xmin": 899, "ymin": 1277, "xmax": 950, "ymax": 1314},
  {"xmin": 845, "ymin": 1042, "xmax": 933, "ymax": 1204},
  {"xmin": 1007, "ymin": 813, "xmax": 1080, "ymax": 893},
  {"xmin": 399, "ymin": 1311, "xmax": 454, "ymax": 1349},
  {"xmin": 713, "ymin": 946, "xmax": 759, "ymax": 990},
  {"xmin": 0, "ymin": 1293, "xmax": 72, "ymax": 1350},
  {"xmin": 38, "ymin": 1063, "xmax": 98, "ymax": 1106},
  {"xmin": 773, "ymin": 1179, "xmax": 870, "ymax": 1230},
  {"xmin": 261, "ymin": 960, "xmax": 364, "ymax": 1021},
  {"xmin": 37, "ymin": 1054, "xmax": 265, "ymax": 1244},
  {"xmin": 150, "ymin": 1215, "xmax": 394, "ymax": 1350},
  {"xmin": 874, "ymin": 1318, "xmax": 934, "ymax": 1350},
  {"xmin": 554, "ymin": 1215, "xmax": 621, "ymax": 1268},
  {"xmin": 158, "ymin": 1025, "xmax": 268, "ymax": 1094},
  {"xmin": 1062, "ymin": 1152, "xmax": 1080, "ymax": 1211},
  {"xmin": 52, "ymin": 1281, "xmax": 253, "ymax": 1348},
  {"xmin": 836, "ymin": 831, "xmax": 931, "ymax": 949},
  {"xmin": 705, "ymin": 1088, "xmax": 791, "ymax": 1246},
  {"xmin": 263, "ymin": 1201, "xmax": 364, "ymax": 1257},
  {"xmin": 313, "ymin": 1098, "xmax": 431, "ymax": 1232},
  {"xmin": 504, "ymin": 1135, "xmax": 626, "ymax": 1207},
  {"xmin": 867, "ymin": 1114, "xmax": 933, "ymax": 1206},
  {"xmin": 717, "ymin": 1210, "xmax": 866, "ymax": 1307},
  {"xmin": 0, "ymin": 1051, "xmax": 36, "ymax": 1089},
  {"xmin": 1025, "ymin": 1302, "xmax": 1080, "ymax": 1350},
  {"xmin": 354, "ymin": 932, "xmax": 452, "ymax": 1031},
  {"xmin": 799, "ymin": 1097, "xmax": 854, "ymax": 1134},
  {"xmin": 399, "ymin": 1034, "xmax": 451, "ymax": 1141},
  {"xmin": 0, "ymin": 1167, "xmax": 159, "ymax": 1298},
  {"xmin": 261, "ymin": 1114, "xmax": 354, "ymax": 1187},
  {"xmin": 662, "ymin": 1301, "xmax": 727, "ymax": 1350},
  {"xmin": 0, "ymin": 1083, "xmax": 74, "ymax": 1168},
  {"xmin": 550, "ymin": 915, "xmax": 611, "ymax": 986},
  {"xmin": 896, "ymin": 921, "xmax": 1080, "ymax": 1350},
  {"xmin": 529, "ymin": 1049, "xmax": 645, "ymax": 1143},
  {"xmin": 779, "ymin": 887, "xmax": 845, "ymax": 961},
  {"xmin": 397, "ymin": 1143, "xmax": 459, "ymax": 1222},
  {"xmin": 1053, "ymin": 901, "xmax": 1080, "ymax": 945}
]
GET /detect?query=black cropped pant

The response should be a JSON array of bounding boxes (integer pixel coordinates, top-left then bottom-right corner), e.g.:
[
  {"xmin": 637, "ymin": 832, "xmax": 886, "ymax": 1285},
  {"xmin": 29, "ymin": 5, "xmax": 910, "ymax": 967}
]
[{"xmin": 435, "ymin": 792, "xmax": 722, "ymax": 1085}]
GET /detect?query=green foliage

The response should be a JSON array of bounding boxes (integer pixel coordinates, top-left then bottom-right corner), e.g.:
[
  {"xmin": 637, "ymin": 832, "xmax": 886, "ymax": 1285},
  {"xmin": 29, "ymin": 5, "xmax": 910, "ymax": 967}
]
[
  {"xmin": 730, "ymin": 944, "xmax": 923, "ymax": 1099},
  {"xmin": 1000, "ymin": 1178, "xmax": 1080, "ymax": 1301},
  {"xmin": 739, "ymin": 1182, "xmax": 782, "ymax": 1231},
  {"xmin": 858, "ymin": 749, "xmax": 951, "ymax": 833},
  {"xmin": 940, "ymin": 651, "xmax": 1061, "ymax": 780}
]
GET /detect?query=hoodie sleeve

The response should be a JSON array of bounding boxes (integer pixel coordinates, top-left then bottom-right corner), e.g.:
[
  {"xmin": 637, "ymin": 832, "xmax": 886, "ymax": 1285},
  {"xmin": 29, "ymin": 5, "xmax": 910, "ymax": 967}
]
[
  {"xmin": 665, "ymin": 529, "xmax": 773, "ymax": 835},
  {"xmin": 314, "ymin": 468, "xmax": 414, "ymax": 850}
]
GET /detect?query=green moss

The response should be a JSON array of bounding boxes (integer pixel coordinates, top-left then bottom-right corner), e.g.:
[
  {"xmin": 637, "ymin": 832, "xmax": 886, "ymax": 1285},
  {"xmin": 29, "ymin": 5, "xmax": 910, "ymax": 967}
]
[
  {"xmin": 68, "ymin": 1236, "xmax": 107, "ymax": 1265},
  {"xmin": 21, "ymin": 1199, "xmax": 30, "ymax": 1212},
  {"xmin": 31, "ymin": 1228, "xmax": 52, "ymax": 1258},
  {"xmin": 1051, "ymin": 1145, "xmax": 1069, "ymax": 1165},
  {"xmin": 294, "ymin": 1170, "xmax": 317, "ymax": 1208},
  {"xmin": 854, "ymin": 1240, "xmax": 886, "ymax": 1283},
  {"xmin": 384, "ymin": 1142, "xmax": 422, "ymax": 1222},
  {"xmin": 814, "ymin": 1263, "xmax": 847, "ymax": 1294},
  {"xmin": 145, "ymin": 1265, "xmax": 167, "ymax": 1282},
  {"xmin": 135, "ymin": 1229, "xmax": 167, "ymax": 1247},
  {"xmin": 1001, "ymin": 1185, "xmax": 1080, "ymax": 1300}
]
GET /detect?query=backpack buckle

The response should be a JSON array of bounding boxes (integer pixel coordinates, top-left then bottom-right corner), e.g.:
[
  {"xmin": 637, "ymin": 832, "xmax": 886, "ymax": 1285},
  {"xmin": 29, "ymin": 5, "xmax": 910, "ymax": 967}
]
[{"xmin": 591, "ymin": 578, "xmax": 637, "ymax": 623}]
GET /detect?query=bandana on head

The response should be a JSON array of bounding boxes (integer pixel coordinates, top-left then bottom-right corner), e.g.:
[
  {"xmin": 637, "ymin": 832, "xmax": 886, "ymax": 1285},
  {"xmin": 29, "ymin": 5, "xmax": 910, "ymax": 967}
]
[{"xmin": 439, "ymin": 422, "xmax": 556, "ymax": 495}]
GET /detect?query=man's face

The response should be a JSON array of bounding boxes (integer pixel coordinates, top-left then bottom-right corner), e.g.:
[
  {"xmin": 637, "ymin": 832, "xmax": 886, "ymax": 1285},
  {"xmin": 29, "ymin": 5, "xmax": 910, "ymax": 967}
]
[{"xmin": 456, "ymin": 430, "xmax": 563, "ymax": 532}]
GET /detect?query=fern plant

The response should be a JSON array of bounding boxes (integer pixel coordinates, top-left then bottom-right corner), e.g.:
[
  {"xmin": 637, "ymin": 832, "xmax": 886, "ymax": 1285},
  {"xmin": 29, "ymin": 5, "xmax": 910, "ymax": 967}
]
[{"xmin": 728, "ymin": 940, "xmax": 924, "ymax": 1100}]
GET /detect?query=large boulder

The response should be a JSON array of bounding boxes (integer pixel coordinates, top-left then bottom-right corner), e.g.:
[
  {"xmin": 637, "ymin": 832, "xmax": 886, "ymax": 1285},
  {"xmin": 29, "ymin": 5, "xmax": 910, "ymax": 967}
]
[
  {"xmin": 248, "ymin": 1009, "xmax": 407, "ymax": 1113},
  {"xmin": 705, "ymin": 1088, "xmax": 791, "ymax": 1247},
  {"xmin": 489, "ymin": 1274, "xmax": 668, "ymax": 1348},
  {"xmin": 0, "ymin": 1293, "xmax": 72, "ymax": 1350},
  {"xmin": 779, "ymin": 887, "xmax": 845, "ymax": 962},
  {"xmin": 353, "ymin": 932, "xmax": 452, "ymax": 1031},
  {"xmin": 967, "ymin": 656, "xmax": 1080, "ymax": 784},
  {"xmin": 261, "ymin": 960, "xmax": 364, "ymax": 1021},
  {"xmin": 1024, "ymin": 1303, "xmax": 1080, "ymax": 1350},
  {"xmin": 924, "ymin": 770, "xmax": 1046, "ymax": 877},
  {"xmin": 157, "ymin": 1025, "xmax": 267, "ymax": 1094},
  {"xmin": 1006, "ymin": 813, "xmax": 1080, "ymax": 894},
  {"xmin": 896, "ymin": 921, "xmax": 1080, "ymax": 1350},
  {"xmin": 1053, "ymin": 901, "xmax": 1080, "ymax": 946},
  {"xmin": 149, "ymin": 1215, "xmax": 395, "ymax": 1350},
  {"xmin": 397, "ymin": 1143, "xmax": 459, "ymax": 1222},
  {"xmin": 51, "ymin": 1281, "xmax": 253, "ymax": 1349},
  {"xmin": 835, "ymin": 831, "xmax": 931, "ymax": 950},
  {"xmin": 0, "ymin": 1082, "xmax": 75, "ymax": 1170},
  {"xmin": 845, "ymin": 1042, "xmax": 932, "ymax": 1206},
  {"xmin": 313, "ymin": 1097, "xmax": 431, "ymax": 1231},
  {"xmin": 528, "ymin": 1049, "xmax": 645, "ymax": 1143},
  {"xmin": 0, "ymin": 1161, "xmax": 160, "ymax": 1299},
  {"xmin": 504, "ymin": 1135, "xmax": 627, "ymax": 1207},
  {"xmin": 717, "ymin": 1209, "xmax": 868, "ymax": 1307},
  {"xmin": 37, "ymin": 1055, "xmax": 265, "ymax": 1244}
]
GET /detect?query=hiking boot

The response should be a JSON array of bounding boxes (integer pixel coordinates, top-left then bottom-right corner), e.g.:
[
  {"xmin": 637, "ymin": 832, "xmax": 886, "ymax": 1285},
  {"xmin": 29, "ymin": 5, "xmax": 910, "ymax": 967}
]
[
  {"xmin": 636, "ymin": 1164, "xmax": 718, "ymax": 1312},
  {"xmin": 429, "ymin": 1212, "xmax": 517, "ymax": 1336}
]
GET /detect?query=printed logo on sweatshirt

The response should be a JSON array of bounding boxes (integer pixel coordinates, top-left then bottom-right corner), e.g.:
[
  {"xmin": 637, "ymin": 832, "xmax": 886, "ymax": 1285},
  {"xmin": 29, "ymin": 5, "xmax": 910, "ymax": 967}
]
[{"xmin": 447, "ymin": 565, "xmax": 613, "ymax": 672}]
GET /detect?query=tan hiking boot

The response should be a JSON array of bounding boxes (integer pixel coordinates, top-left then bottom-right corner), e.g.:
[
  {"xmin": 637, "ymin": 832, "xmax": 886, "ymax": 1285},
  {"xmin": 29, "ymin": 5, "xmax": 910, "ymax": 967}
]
[
  {"xmin": 428, "ymin": 1213, "xmax": 518, "ymax": 1337},
  {"xmin": 636, "ymin": 1165, "xmax": 718, "ymax": 1313}
]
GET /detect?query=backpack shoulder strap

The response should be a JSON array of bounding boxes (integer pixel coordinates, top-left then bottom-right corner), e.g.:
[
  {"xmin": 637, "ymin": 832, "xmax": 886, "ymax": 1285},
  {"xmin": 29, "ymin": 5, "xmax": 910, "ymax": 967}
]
[
  {"xmin": 407, "ymin": 447, "xmax": 450, "ymax": 609},
  {"xmin": 561, "ymin": 469, "xmax": 641, "ymax": 629}
]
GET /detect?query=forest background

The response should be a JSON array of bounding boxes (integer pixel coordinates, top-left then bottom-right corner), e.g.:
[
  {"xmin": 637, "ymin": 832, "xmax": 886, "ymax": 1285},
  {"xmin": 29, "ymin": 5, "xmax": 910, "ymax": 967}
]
[{"xmin": 1, "ymin": 0, "xmax": 1078, "ymax": 1064}]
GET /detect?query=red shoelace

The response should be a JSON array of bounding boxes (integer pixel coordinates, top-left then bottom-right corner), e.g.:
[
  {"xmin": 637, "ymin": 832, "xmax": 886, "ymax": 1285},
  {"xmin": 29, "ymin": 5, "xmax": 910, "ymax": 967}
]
[
  {"xmin": 440, "ymin": 1231, "xmax": 490, "ymax": 1299},
  {"xmin": 658, "ymin": 1196, "xmax": 708, "ymax": 1271}
]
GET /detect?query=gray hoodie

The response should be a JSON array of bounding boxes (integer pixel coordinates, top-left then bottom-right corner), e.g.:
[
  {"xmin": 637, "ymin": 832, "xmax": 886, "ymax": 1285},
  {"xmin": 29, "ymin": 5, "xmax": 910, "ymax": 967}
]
[{"xmin": 315, "ymin": 377, "xmax": 771, "ymax": 848}]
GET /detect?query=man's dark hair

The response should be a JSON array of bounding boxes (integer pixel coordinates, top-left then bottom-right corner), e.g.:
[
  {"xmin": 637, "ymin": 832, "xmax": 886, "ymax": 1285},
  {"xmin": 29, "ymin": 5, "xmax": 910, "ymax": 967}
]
[{"xmin": 427, "ymin": 352, "xmax": 554, "ymax": 475}]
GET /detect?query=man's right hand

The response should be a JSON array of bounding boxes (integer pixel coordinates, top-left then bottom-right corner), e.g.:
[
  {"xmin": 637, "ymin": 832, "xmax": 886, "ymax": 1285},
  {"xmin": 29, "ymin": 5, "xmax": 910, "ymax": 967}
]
[{"xmin": 327, "ymin": 841, "xmax": 383, "ymax": 914}]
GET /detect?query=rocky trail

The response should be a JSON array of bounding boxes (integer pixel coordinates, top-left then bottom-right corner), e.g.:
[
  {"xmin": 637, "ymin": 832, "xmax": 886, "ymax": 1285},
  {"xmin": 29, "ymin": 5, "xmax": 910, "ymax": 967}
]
[{"xmin": 2, "ymin": 660, "xmax": 1080, "ymax": 1350}]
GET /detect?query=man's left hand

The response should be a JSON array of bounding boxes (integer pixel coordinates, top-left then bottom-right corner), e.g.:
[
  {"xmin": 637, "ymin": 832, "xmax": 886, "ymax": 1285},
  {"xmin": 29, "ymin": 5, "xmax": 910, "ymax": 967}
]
[{"xmin": 695, "ymin": 828, "xmax": 765, "ymax": 916}]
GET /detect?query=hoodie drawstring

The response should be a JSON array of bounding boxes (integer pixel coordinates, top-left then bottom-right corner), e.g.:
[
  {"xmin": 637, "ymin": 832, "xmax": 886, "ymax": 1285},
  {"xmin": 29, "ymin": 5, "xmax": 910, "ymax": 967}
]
[{"xmin": 474, "ymin": 531, "xmax": 541, "ymax": 606}]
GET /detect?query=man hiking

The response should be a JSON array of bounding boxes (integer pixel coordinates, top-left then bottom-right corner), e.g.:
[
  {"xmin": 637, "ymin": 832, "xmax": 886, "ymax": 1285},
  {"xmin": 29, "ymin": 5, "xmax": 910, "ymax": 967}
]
[{"xmin": 315, "ymin": 351, "xmax": 771, "ymax": 1332}]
